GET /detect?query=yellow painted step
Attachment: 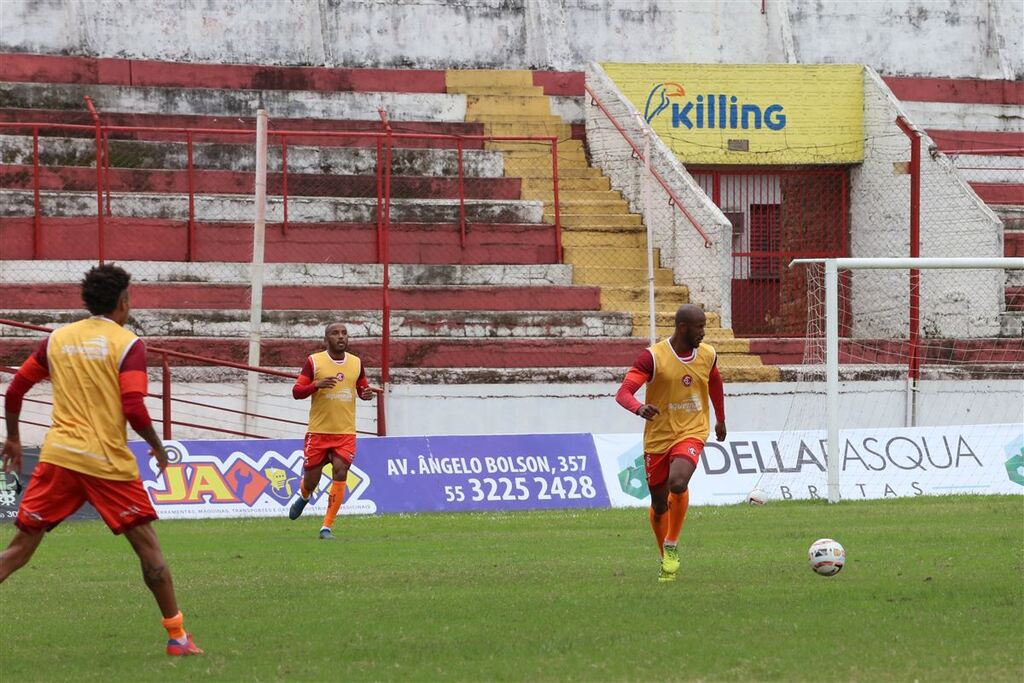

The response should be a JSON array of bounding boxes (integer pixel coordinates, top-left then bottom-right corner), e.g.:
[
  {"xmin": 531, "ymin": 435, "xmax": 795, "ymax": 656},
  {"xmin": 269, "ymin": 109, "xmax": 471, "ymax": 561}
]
[
  {"xmin": 573, "ymin": 266, "xmax": 675, "ymax": 287},
  {"xmin": 505, "ymin": 155, "xmax": 589, "ymax": 169},
  {"xmin": 509, "ymin": 167, "xmax": 604, "ymax": 179},
  {"xmin": 565, "ymin": 247, "xmax": 660, "ymax": 269},
  {"xmin": 600, "ymin": 285, "xmax": 690, "ymax": 308},
  {"xmin": 549, "ymin": 213, "xmax": 643, "ymax": 227},
  {"xmin": 721, "ymin": 365, "xmax": 782, "ymax": 382},
  {"xmin": 447, "ymin": 70, "xmax": 535, "ymax": 88},
  {"xmin": 541, "ymin": 199, "xmax": 630, "ymax": 216},
  {"xmin": 466, "ymin": 95, "xmax": 553, "ymax": 117},
  {"xmin": 633, "ymin": 310, "xmax": 726, "ymax": 330},
  {"xmin": 529, "ymin": 189, "xmax": 627, "ymax": 205},
  {"xmin": 483, "ymin": 121, "xmax": 574, "ymax": 137},
  {"xmin": 469, "ymin": 114, "xmax": 570, "ymax": 126},
  {"xmin": 522, "ymin": 177, "xmax": 610, "ymax": 192},
  {"xmin": 562, "ymin": 231, "xmax": 646, "ymax": 248},
  {"xmin": 486, "ymin": 139, "xmax": 585, "ymax": 154},
  {"xmin": 450, "ymin": 86, "xmax": 545, "ymax": 96}
]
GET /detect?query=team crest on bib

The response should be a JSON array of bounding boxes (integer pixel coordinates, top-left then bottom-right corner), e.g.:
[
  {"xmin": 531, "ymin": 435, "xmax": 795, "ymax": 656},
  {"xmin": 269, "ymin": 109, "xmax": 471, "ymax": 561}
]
[
  {"xmin": 335, "ymin": 372, "xmax": 345, "ymax": 380},
  {"xmin": 681, "ymin": 375, "xmax": 692, "ymax": 386}
]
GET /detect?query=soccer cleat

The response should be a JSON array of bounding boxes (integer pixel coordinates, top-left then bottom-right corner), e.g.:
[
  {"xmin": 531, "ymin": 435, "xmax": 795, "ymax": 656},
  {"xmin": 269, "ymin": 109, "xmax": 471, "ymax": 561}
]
[
  {"xmin": 166, "ymin": 633, "xmax": 204, "ymax": 656},
  {"xmin": 662, "ymin": 545, "xmax": 681, "ymax": 575},
  {"xmin": 288, "ymin": 495, "xmax": 309, "ymax": 520},
  {"xmin": 658, "ymin": 567, "xmax": 677, "ymax": 583},
  {"xmin": 319, "ymin": 527, "xmax": 335, "ymax": 540}
]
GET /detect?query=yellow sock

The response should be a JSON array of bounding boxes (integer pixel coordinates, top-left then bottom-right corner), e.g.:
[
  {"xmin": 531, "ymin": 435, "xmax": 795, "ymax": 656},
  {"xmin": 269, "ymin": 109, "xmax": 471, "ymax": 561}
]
[
  {"xmin": 162, "ymin": 611, "xmax": 186, "ymax": 640},
  {"xmin": 665, "ymin": 490, "xmax": 690, "ymax": 546},
  {"xmin": 322, "ymin": 480, "xmax": 347, "ymax": 529}
]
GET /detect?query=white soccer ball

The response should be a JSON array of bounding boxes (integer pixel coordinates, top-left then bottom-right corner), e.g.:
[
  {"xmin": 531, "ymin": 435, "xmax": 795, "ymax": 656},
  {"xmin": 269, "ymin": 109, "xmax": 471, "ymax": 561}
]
[
  {"xmin": 746, "ymin": 489, "xmax": 767, "ymax": 505},
  {"xmin": 808, "ymin": 538, "xmax": 845, "ymax": 576}
]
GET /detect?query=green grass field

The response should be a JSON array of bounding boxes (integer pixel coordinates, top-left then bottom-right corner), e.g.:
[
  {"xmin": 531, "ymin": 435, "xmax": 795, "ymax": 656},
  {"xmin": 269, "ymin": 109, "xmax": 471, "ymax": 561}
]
[{"xmin": 0, "ymin": 496, "xmax": 1021, "ymax": 682}]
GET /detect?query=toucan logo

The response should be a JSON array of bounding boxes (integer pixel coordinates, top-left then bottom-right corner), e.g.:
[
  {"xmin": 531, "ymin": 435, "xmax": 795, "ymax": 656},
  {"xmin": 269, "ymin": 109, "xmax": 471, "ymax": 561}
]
[{"xmin": 644, "ymin": 82, "xmax": 787, "ymax": 131}]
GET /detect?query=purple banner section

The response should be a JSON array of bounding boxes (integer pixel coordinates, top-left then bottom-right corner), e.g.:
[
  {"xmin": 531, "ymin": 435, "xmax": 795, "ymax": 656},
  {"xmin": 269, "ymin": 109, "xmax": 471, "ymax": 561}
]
[{"xmin": 129, "ymin": 433, "xmax": 609, "ymax": 519}]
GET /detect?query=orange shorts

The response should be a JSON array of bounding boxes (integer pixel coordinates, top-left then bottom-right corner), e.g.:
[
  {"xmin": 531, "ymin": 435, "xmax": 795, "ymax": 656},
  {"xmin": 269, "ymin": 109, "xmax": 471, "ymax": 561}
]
[
  {"xmin": 303, "ymin": 433, "xmax": 356, "ymax": 471},
  {"xmin": 644, "ymin": 437, "xmax": 705, "ymax": 488},
  {"xmin": 15, "ymin": 462, "xmax": 158, "ymax": 535}
]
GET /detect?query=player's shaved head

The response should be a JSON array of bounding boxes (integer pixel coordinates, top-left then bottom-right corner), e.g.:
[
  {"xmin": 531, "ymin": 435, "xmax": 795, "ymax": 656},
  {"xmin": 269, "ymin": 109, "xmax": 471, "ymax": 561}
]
[
  {"xmin": 325, "ymin": 322, "xmax": 347, "ymax": 336},
  {"xmin": 674, "ymin": 304, "xmax": 705, "ymax": 327}
]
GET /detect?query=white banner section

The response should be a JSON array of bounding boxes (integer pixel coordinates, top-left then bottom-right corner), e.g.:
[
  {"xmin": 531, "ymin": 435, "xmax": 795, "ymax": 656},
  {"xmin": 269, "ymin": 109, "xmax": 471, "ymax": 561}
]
[{"xmin": 594, "ymin": 424, "xmax": 1024, "ymax": 507}]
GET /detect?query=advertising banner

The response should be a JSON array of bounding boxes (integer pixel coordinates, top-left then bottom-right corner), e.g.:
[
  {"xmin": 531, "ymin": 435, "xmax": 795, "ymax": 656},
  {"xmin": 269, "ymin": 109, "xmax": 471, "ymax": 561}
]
[
  {"xmin": 128, "ymin": 432, "xmax": 609, "ymax": 519},
  {"xmin": 601, "ymin": 63, "xmax": 864, "ymax": 164},
  {"xmin": 595, "ymin": 424, "xmax": 1024, "ymax": 507}
]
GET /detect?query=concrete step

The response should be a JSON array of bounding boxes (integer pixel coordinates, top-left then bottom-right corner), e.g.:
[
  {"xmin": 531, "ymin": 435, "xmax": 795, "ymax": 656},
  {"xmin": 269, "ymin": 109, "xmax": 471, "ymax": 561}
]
[
  {"xmin": 599, "ymin": 285, "xmax": 691, "ymax": 308},
  {"xmin": 505, "ymin": 166, "xmax": 604, "ymax": 179},
  {"xmin": 544, "ymin": 198, "xmax": 632, "ymax": 215},
  {"xmin": 572, "ymin": 266, "xmax": 675, "ymax": 287},
  {"xmin": 501, "ymin": 152, "xmax": 588, "ymax": 168},
  {"xmin": 0, "ymin": 217, "xmax": 559, "ymax": 264},
  {"xmin": 562, "ymin": 232, "xmax": 646, "ymax": 248},
  {"xmin": 485, "ymin": 139, "xmax": 585, "ymax": 154},
  {"xmin": 0, "ymin": 134, "xmax": 505, "ymax": 177},
  {"xmin": 553, "ymin": 213, "xmax": 643, "ymax": 228},
  {"xmin": 0, "ymin": 260, "xmax": 574, "ymax": 287},
  {"xmin": 523, "ymin": 176, "xmax": 610, "ymax": 192},
  {"xmin": 449, "ymin": 86, "xmax": 544, "ymax": 97},
  {"xmin": 0, "ymin": 283, "xmax": 602, "ymax": 312},
  {"xmin": 446, "ymin": 70, "xmax": 536, "ymax": 89},
  {"xmin": 0, "ymin": 82, "xmax": 467, "ymax": 122},
  {"xmin": 1, "ymin": 309, "xmax": 634, "ymax": 339},
  {"xmin": 1, "ymin": 190, "xmax": 545, "ymax": 225},
  {"xmin": 0, "ymin": 109, "xmax": 486, "ymax": 148},
  {"xmin": 482, "ymin": 121, "xmax": 574, "ymax": 138},
  {"xmin": 465, "ymin": 95, "xmax": 553, "ymax": 117},
  {"xmin": 630, "ymin": 310, "xmax": 724, "ymax": 330},
  {"xmin": 564, "ymin": 246, "xmax": 660, "ymax": 269},
  {"xmin": 1000, "ymin": 312, "xmax": 1024, "ymax": 337},
  {"xmin": 0, "ymin": 164, "xmax": 522, "ymax": 201}
]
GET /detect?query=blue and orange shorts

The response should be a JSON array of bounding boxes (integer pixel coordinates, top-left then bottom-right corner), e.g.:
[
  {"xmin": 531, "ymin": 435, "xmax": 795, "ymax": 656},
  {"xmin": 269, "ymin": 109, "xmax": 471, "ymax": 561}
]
[
  {"xmin": 16, "ymin": 462, "xmax": 157, "ymax": 535},
  {"xmin": 644, "ymin": 437, "xmax": 705, "ymax": 488},
  {"xmin": 303, "ymin": 433, "xmax": 357, "ymax": 471}
]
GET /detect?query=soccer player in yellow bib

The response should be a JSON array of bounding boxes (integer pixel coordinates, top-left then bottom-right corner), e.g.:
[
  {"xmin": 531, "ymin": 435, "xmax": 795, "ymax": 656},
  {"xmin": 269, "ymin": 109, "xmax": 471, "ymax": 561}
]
[
  {"xmin": 288, "ymin": 323, "xmax": 379, "ymax": 539},
  {"xmin": 616, "ymin": 304, "xmax": 727, "ymax": 582},
  {"xmin": 1, "ymin": 264, "xmax": 202, "ymax": 655}
]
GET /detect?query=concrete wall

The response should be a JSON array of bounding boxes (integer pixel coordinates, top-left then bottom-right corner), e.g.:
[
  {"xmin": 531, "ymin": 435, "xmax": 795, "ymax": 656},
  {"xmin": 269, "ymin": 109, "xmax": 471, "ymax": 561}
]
[
  {"xmin": 584, "ymin": 63, "xmax": 733, "ymax": 326},
  {"xmin": 5, "ymin": 375, "xmax": 1020, "ymax": 447},
  {"xmin": 849, "ymin": 68, "xmax": 1005, "ymax": 338},
  {"xmin": 2, "ymin": 1, "xmax": 1020, "ymax": 78}
]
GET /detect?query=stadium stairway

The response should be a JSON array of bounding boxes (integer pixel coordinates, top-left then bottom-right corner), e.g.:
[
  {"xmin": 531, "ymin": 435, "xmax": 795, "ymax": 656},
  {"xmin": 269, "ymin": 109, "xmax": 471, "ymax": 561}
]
[
  {"xmin": 0, "ymin": 54, "xmax": 776, "ymax": 382},
  {"xmin": 883, "ymin": 76, "xmax": 1024, "ymax": 337}
]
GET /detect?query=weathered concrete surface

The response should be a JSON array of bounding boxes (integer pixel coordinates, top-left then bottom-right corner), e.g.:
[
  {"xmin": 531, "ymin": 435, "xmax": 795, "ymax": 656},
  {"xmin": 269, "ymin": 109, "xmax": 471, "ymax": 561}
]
[
  {"xmin": 0, "ymin": 135, "xmax": 506, "ymax": 177},
  {"xmin": 0, "ymin": 82, "xmax": 467, "ymax": 121},
  {"xmin": 0, "ymin": 190, "xmax": 545, "ymax": 224},
  {"xmin": 0, "ymin": 260, "xmax": 574, "ymax": 286},
  {"xmin": 0, "ymin": 308, "xmax": 635, "ymax": 339},
  {"xmin": 1, "ymin": 0, "xmax": 1020, "ymax": 78}
]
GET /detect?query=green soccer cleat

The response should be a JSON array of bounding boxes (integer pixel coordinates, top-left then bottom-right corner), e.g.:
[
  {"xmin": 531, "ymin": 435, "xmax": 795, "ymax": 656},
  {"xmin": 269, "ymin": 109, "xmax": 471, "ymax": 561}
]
[
  {"xmin": 662, "ymin": 545, "xmax": 680, "ymax": 574},
  {"xmin": 658, "ymin": 567, "xmax": 677, "ymax": 583},
  {"xmin": 319, "ymin": 527, "xmax": 335, "ymax": 540},
  {"xmin": 288, "ymin": 495, "xmax": 309, "ymax": 520}
]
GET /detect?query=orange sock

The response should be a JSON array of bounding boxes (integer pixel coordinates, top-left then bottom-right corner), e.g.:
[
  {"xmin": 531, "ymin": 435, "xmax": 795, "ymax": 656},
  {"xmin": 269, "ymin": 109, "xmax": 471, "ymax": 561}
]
[
  {"xmin": 162, "ymin": 611, "xmax": 186, "ymax": 640},
  {"xmin": 665, "ymin": 490, "xmax": 690, "ymax": 546},
  {"xmin": 649, "ymin": 506, "xmax": 668, "ymax": 557},
  {"xmin": 300, "ymin": 481, "xmax": 313, "ymax": 500},
  {"xmin": 322, "ymin": 480, "xmax": 347, "ymax": 529}
]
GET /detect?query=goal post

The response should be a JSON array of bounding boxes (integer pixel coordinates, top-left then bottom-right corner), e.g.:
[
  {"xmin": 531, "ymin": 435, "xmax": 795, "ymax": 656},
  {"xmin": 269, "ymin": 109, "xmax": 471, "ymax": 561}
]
[{"xmin": 781, "ymin": 257, "xmax": 1024, "ymax": 504}]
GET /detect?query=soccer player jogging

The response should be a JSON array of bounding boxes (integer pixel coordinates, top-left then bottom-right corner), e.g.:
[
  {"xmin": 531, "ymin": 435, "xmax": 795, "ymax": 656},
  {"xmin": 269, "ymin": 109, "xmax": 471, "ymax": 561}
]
[
  {"xmin": 615, "ymin": 304, "xmax": 727, "ymax": 583},
  {"xmin": 288, "ymin": 323, "xmax": 379, "ymax": 539},
  {"xmin": 0, "ymin": 264, "xmax": 202, "ymax": 655}
]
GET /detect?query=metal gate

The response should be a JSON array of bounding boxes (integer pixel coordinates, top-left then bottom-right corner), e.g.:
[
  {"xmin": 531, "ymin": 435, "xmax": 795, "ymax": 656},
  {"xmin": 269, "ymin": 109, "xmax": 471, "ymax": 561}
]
[{"xmin": 692, "ymin": 168, "xmax": 850, "ymax": 336}]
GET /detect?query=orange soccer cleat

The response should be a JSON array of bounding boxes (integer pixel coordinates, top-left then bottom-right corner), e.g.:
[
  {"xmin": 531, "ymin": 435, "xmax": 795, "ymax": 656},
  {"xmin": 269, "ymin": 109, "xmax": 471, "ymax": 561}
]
[{"xmin": 166, "ymin": 633, "xmax": 204, "ymax": 656}]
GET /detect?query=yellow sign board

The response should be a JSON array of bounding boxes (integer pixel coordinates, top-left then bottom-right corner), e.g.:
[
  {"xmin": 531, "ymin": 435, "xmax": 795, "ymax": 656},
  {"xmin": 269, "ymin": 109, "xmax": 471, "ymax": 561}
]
[{"xmin": 601, "ymin": 63, "xmax": 864, "ymax": 165}]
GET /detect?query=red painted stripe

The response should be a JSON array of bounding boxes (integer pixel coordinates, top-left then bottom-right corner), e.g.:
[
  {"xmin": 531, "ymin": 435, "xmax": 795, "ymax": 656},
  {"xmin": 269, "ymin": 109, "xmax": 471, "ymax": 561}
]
[
  {"xmin": 532, "ymin": 71, "xmax": 585, "ymax": 97},
  {"xmin": 1005, "ymin": 232, "xmax": 1024, "ymax": 257},
  {"xmin": 0, "ymin": 53, "xmax": 447, "ymax": 93},
  {"xmin": 969, "ymin": 182, "xmax": 1024, "ymax": 205},
  {"xmin": 0, "ymin": 283, "xmax": 599, "ymax": 312},
  {"xmin": 883, "ymin": 76, "xmax": 1024, "ymax": 105},
  {"xmin": 0, "ymin": 217, "xmax": 558, "ymax": 264},
  {"xmin": 0, "ymin": 165, "xmax": 522, "ymax": 201},
  {"xmin": 749, "ymin": 338, "xmax": 1024, "ymax": 365},
  {"xmin": 929, "ymin": 129, "xmax": 1024, "ymax": 153}
]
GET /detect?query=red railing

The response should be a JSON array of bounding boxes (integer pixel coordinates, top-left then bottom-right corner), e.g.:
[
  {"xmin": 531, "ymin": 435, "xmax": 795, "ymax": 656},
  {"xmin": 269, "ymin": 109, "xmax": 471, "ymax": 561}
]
[
  {"xmin": 583, "ymin": 83, "xmax": 713, "ymax": 248},
  {"xmin": 0, "ymin": 319, "xmax": 377, "ymax": 439}
]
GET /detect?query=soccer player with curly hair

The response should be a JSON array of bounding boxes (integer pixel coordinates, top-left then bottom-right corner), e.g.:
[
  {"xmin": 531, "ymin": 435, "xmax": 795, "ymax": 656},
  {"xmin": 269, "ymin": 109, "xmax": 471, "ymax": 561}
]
[{"xmin": 1, "ymin": 264, "xmax": 203, "ymax": 655}]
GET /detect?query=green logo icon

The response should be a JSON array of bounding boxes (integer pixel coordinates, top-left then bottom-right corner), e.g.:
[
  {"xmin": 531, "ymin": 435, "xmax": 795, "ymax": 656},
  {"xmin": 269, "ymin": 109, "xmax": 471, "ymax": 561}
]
[
  {"xmin": 1005, "ymin": 449, "xmax": 1024, "ymax": 487},
  {"xmin": 618, "ymin": 454, "xmax": 650, "ymax": 500}
]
